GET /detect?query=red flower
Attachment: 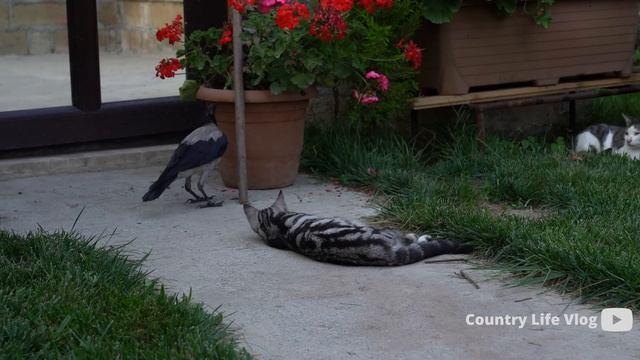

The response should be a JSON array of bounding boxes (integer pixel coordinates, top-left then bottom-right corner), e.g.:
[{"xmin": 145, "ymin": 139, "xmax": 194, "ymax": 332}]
[
  {"xmin": 376, "ymin": 0, "xmax": 393, "ymax": 9},
  {"xmin": 309, "ymin": 8, "xmax": 347, "ymax": 41},
  {"xmin": 320, "ymin": 0, "xmax": 353, "ymax": 12},
  {"xmin": 275, "ymin": 2, "xmax": 310, "ymax": 30},
  {"xmin": 155, "ymin": 14, "xmax": 183, "ymax": 45},
  {"xmin": 219, "ymin": 23, "xmax": 233, "ymax": 46},
  {"xmin": 155, "ymin": 58, "xmax": 183, "ymax": 79},
  {"xmin": 358, "ymin": 0, "xmax": 376, "ymax": 13},
  {"xmin": 402, "ymin": 40, "xmax": 423, "ymax": 70},
  {"xmin": 229, "ymin": 0, "xmax": 256, "ymax": 13},
  {"xmin": 358, "ymin": 0, "xmax": 392, "ymax": 13},
  {"xmin": 259, "ymin": 0, "xmax": 289, "ymax": 13}
]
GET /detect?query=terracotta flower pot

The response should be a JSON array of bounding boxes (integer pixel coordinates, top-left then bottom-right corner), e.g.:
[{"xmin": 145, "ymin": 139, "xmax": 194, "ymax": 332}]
[
  {"xmin": 418, "ymin": 0, "xmax": 639, "ymax": 95},
  {"xmin": 196, "ymin": 87, "xmax": 317, "ymax": 189}
]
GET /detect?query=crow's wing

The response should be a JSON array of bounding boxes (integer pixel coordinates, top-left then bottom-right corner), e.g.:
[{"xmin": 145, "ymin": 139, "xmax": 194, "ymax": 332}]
[
  {"xmin": 142, "ymin": 132, "xmax": 227, "ymax": 201},
  {"xmin": 165, "ymin": 135, "xmax": 228, "ymax": 175}
]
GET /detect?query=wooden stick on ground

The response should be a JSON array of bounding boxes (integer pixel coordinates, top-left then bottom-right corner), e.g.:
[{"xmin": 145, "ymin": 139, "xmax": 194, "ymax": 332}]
[
  {"xmin": 424, "ymin": 258, "xmax": 468, "ymax": 264},
  {"xmin": 456, "ymin": 270, "xmax": 480, "ymax": 289}
]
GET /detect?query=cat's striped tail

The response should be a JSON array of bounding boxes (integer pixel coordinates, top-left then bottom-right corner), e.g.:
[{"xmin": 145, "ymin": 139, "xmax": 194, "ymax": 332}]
[{"xmin": 398, "ymin": 234, "xmax": 473, "ymax": 265}]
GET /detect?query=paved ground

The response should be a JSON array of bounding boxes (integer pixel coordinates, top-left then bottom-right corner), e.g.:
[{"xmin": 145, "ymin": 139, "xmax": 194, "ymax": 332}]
[
  {"xmin": 0, "ymin": 53, "xmax": 184, "ymax": 112},
  {"xmin": 0, "ymin": 163, "xmax": 637, "ymax": 359}
]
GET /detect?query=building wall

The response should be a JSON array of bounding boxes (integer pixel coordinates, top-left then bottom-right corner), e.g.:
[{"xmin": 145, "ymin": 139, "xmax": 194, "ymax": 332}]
[{"xmin": 0, "ymin": 0, "xmax": 183, "ymax": 55}]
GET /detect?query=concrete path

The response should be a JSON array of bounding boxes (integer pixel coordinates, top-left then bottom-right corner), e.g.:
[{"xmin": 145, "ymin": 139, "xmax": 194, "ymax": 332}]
[
  {"xmin": 0, "ymin": 53, "xmax": 184, "ymax": 112},
  {"xmin": 0, "ymin": 166, "xmax": 638, "ymax": 359}
]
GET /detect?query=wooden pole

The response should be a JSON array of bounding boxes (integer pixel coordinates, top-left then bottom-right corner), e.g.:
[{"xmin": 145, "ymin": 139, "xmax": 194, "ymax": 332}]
[{"xmin": 231, "ymin": 8, "xmax": 249, "ymax": 204}]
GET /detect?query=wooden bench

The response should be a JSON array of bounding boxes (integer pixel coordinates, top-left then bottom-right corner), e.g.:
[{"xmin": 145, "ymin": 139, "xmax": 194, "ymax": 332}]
[{"xmin": 411, "ymin": 73, "xmax": 640, "ymax": 143}]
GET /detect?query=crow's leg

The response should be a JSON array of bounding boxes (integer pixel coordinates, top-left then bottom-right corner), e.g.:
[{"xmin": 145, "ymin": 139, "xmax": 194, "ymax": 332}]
[
  {"xmin": 197, "ymin": 169, "xmax": 223, "ymax": 208},
  {"xmin": 185, "ymin": 175, "xmax": 206, "ymax": 203}
]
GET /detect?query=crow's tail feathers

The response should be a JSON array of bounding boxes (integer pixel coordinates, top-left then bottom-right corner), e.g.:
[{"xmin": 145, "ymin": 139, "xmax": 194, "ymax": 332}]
[{"xmin": 142, "ymin": 171, "xmax": 177, "ymax": 202}]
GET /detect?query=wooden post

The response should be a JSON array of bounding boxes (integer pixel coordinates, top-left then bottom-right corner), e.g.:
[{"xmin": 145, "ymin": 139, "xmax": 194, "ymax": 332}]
[
  {"xmin": 232, "ymin": 8, "xmax": 249, "ymax": 204},
  {"xmin": 474, "ymin": 107, "xmax": 487, "ymax": 151},
  {"xmin": 66, "ymin": 0, "xmax": 101, "ymax": 111}
]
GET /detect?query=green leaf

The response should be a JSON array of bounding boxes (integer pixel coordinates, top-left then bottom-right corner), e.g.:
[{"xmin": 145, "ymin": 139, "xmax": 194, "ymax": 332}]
[
  {"xmin": 179, "ymin": 80, "xmax": 200, "ymax": 102},
  {"xmin": 290, "ymin": 73, "xmax": 315, "ymax": 90},
  {"xmin": 191, "ymin": 55, "xmax": 206, "ymax": 71},
  {"xmin": 493, "ymin": 0, "xmax": 518, "ymax": 15},
  {"xmin": 421, "ymin": 0, "xmax": 462, "ymax": 24},
  {"xmin": 333, "ymin": 63, "xmax": 353, "ymax": 80},
  {"xmin": 535, "ymin": 11, "xmax": 552, "ymax": 28},
  {"xmin": 302, "ymin": 49, "xmax": 323, "ymax": 71},
  {"xmin": 269, "ymin": 81, "xmax": 287, "ymax": 95}
]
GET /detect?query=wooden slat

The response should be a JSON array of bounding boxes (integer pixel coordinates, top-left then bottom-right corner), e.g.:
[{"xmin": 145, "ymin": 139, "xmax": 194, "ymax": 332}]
[
  {"xmin": 456, "ymin": 44, "xmax": 632, "ymax": 68},
  {"xmin": 452, "ymin": 21, "xmax": 637, "ymax": 44},
  {"xmin": 452, "ymin": 25, "xmax": 634, "ymax": 50},
  {"xmin": 455, "ymin": 36, "xmax": 631, "ymax": 58},
  {"xmin": 463, "ymin": 61, "xmax": 628, "ymax": 85},
  {"xmin": 459, "ymin": 54, "xmax": 629, "ymax": 76},
  {"xmin": 451, "ymin": 0, "xmax": 637, "ymax": 31},
  {"xmin": 412, "ymin": 73, "xmax": 640, "ymax": 110}
]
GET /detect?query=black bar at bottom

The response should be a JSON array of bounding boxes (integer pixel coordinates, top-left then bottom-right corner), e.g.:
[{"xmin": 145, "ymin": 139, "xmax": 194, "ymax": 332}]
[
  {"xmin": 0, "ymin": 98, "xmax": 207, "ymax": 151},
  {"xmin": 569, "ymin": 99, "xmax": 577, "ymax": 135}
]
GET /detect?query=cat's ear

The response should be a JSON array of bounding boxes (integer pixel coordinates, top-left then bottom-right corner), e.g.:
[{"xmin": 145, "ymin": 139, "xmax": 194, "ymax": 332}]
[
  {"xmin": 272, "ymin": 190, "xmax": 287, "ymax": 212},
  {"xmin": 243, "ymin": 204, "xmax": 259, "ymax": 232},
  {"xmin": 622, "ymin": 113, "xmax": 636, "ymax": 127}
]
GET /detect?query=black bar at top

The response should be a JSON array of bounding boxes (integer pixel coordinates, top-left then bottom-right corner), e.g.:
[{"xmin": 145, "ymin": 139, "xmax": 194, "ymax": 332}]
[
  {"xmin": 183, "ymin": 0, "xmax": 227, "ymax": 81},
  {"xmin": 184, "ymin": 0, "xmax": 227, "ymax": 35}
]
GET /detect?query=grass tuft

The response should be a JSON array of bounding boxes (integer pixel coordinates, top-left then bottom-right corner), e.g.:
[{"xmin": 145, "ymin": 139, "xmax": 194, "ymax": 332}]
[
  {"xmin": 0, "ymin": 229, "xmax": 252, "ymax": 359},
  {"xmin": 303, "ymin": 122, "xmax": 640, "ymax": 309},
  {"xmin": 589, "ymin": 93, "xmax": 640, "ymax": 124}
]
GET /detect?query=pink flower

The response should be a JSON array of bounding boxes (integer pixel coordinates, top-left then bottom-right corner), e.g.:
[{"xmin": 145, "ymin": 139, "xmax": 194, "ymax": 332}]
[
  {"xmin": 365, "ymin": 70, "xmax": 381, "ymax": 79},
  {"xmin": 259, "ymin": 0, "xmax": 288, "ymax": 12},
  {"xmin": 360, "ymin": 95, "xmax": 379, "ymax": 105},
  {"xmin": 352, "ymin": 90, "xmax": 380, "ymax": 105},
  {"xmin": 365, "ymin": 70, "xmax": 389, "ymax": 92}
]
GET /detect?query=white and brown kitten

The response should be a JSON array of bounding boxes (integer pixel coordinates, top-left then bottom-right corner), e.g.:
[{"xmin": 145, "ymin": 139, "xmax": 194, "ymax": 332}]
[
  {"xmin": 243, "ymin": 191, "xmax": 473, "ymax": 266},
  {"xmin": 575, "ymin": 114, "xmax": 640, "ymax": 159}
]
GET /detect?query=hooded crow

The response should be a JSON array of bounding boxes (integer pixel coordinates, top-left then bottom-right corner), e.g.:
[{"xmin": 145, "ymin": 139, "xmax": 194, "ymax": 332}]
[{"xmin": 143, "ymin": 116, "xmax": 228, "ymax": 207}]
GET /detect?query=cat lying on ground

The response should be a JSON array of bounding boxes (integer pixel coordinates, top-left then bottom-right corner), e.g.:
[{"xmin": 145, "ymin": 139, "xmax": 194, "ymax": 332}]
[
  {"xmin": 243, "ymin": 191, "xmax": 473, "ymax": 266},
  {"xmin": 575, "ymin": 114, "xmax": 640, "ymax": 159}
]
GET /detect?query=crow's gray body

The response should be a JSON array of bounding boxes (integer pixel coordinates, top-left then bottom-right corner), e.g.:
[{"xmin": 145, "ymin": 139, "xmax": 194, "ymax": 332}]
[{"xmin": 143, "ymin": 123, "xmax": 228, "ymax": 205}]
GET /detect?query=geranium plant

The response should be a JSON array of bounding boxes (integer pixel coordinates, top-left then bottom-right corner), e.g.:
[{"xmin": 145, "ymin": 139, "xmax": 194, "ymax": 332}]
[{"xmin": 154, "ymin": 0, "xmax": 424, "ymax": 125}]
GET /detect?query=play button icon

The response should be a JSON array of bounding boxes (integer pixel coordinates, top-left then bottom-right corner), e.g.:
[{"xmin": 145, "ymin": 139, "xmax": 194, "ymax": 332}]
[
  {"xmin": 601, "ymin": 308, "xmax": 633, "ymax": 332},
  {"xmin": 612, "ymin": 315, "xmax": 622, "ymax": 325}
]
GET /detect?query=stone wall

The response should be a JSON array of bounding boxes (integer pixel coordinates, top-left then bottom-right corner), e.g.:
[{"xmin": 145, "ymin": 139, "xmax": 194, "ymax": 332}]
[
  {"xmin": 0, "ymin": 0, "xmax": 183, "ymax": 55},
  {"xmin": 0, "ymin": 0, "xmax": 68, "ymax": 55}
]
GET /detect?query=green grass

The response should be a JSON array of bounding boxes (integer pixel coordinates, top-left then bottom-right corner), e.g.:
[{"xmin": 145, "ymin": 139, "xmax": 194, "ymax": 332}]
[
  {"xmin": 589, "ymin": 93, "xmax": 640, "ymax": 124},
  {"xmin": 303, "ymin": 124, "xmax": 640, "ymax": 309},
  {"xmin": 0, "ymin": 229, "xmax": 252, "ymax": 359}
]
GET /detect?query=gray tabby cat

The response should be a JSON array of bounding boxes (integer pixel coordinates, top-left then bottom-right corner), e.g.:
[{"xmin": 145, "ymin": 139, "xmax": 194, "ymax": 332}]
[
  {"xmin": 575, "ymin": 114, "xmax": 640, "ymax": 160},
  {"xmin": 243, "ymin": 191, "xmax": 473, "ymax": 266}
]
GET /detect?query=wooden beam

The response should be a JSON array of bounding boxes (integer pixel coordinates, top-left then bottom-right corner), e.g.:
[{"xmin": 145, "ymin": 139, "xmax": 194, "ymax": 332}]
[{"xmin": 413, "ymin": 73, "xmax": 640, "ymax": 110}]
